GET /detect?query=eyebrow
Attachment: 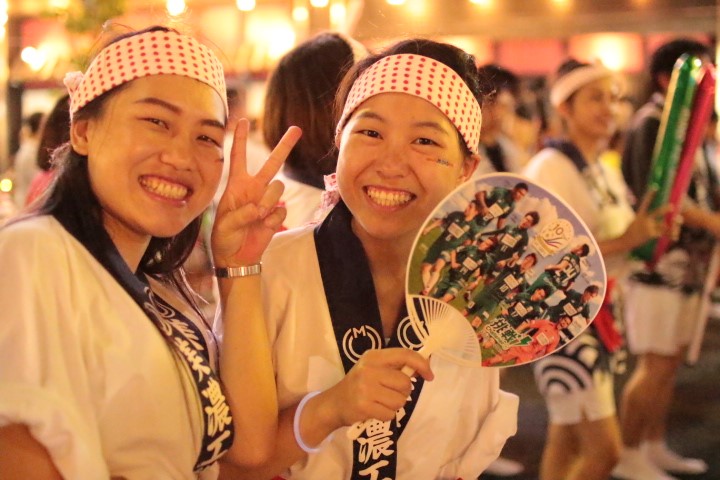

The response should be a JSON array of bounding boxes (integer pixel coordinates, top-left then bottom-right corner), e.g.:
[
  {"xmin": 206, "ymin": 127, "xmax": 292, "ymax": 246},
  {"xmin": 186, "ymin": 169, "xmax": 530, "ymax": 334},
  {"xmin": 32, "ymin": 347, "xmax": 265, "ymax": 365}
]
[
  {"xmin": 354, "ymin": 110, "xmax": 451, "ymax": 136},
  {"xmin": 134, "ymin": 97, "xmax": 225, "ymax": 130}
]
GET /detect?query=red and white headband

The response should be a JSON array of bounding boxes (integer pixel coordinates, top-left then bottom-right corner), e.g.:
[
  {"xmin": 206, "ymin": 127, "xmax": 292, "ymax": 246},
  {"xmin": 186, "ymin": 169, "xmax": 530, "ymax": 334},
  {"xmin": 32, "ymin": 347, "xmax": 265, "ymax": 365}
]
[
  {"xmin": 64, "ymin": 30, "xmax": 227, "ymax": 117},
  {"xmin": 336, "ymin": 54, "xmax": 482, "ymax": 154},
  {"xmin": 550, "ymin": 63, "xmax": 614, "ymax": 107}
]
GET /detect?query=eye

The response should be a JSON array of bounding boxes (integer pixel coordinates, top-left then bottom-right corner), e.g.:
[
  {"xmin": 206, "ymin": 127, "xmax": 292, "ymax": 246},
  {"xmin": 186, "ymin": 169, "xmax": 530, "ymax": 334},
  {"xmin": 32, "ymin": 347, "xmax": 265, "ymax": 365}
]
[
  {"xmin": 198, "ymin": 134, "xmax": 223, "ymax": 148},
  {"xmin": 357, "ymin": 129, "xmax": 381, "ymax": 139},
  {"xmin": 144, "ymin": 118, "xmax": 168, "ymax": 129},
  {"xmin": 414, "ymin": 137, "xmax": 439, "ymax": 146}
]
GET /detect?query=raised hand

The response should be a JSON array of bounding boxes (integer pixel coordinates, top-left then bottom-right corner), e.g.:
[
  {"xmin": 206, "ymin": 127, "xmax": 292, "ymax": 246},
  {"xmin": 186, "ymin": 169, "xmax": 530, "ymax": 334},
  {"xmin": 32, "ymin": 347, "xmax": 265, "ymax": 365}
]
[
  {"xmin": 211, "ymin": 119, "xmax": 302, "ymax": 267},
  {"xmin": 623, "ymin": 188, "xmax": 680, "ymax": 249}
]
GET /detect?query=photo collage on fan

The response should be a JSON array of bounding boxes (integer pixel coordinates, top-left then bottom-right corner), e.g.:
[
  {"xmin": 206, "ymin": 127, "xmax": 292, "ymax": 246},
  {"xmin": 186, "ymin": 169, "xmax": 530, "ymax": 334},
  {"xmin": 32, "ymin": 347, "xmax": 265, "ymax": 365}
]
[{"xmin": 407, "ymin": 174, "xmax": 607, "ymax": 366}]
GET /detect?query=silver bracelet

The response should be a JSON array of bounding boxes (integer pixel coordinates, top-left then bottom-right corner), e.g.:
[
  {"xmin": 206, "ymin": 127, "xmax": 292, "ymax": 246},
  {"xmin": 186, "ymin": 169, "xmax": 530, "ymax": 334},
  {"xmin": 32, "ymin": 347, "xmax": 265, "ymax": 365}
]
[{"xmin": 213, "ymin": 263, "xmax": 262, "ymax": 278}]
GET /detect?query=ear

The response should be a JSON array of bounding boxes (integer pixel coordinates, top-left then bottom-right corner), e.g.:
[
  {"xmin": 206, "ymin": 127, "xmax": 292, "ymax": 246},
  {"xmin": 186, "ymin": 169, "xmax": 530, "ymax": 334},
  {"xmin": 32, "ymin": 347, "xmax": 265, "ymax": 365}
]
[
  {"xmin": 556, "ymin": 101, "xmax": 571, "ymax": 118},
  {"xmin": 70, "ymin": 118, "xmax": 91, "ymax": 156},
  {"xmin": 459, "ymin": 153, "xmax": 480, "ymax": 183}
]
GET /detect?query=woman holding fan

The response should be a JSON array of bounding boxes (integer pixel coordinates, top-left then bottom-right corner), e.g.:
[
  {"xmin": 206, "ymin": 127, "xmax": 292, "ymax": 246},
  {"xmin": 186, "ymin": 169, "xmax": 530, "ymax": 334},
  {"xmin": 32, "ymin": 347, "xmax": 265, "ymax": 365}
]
[{"xmin": 221, "ymin": 39, "xmax": 519, "ymax": 480}]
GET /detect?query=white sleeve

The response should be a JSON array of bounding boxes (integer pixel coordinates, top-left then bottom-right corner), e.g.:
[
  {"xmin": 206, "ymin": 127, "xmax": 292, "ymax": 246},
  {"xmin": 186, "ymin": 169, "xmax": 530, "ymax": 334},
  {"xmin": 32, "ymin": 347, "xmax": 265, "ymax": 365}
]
[
  {"xmin": 0, "ymin": 221, "xmax": 109, "ymax": 479},
  {"xmin": 437, "ymin": 390, "xmax": 519, "ymax": 479}
]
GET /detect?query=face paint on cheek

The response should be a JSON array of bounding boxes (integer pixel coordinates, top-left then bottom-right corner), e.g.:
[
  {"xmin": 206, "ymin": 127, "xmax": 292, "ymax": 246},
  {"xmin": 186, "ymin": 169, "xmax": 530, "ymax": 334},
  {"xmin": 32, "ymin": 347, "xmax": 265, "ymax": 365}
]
[{"xmin": 424, "ymin": 157, "xmax": 455, "ymax": 168}]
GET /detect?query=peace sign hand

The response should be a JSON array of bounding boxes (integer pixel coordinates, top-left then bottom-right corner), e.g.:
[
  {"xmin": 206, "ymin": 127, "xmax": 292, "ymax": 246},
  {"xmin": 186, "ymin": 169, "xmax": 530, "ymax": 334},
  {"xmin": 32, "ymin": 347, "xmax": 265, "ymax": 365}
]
[{"xmin": 211, "ymin": 118, "xmax": 302, "ymax": 268}]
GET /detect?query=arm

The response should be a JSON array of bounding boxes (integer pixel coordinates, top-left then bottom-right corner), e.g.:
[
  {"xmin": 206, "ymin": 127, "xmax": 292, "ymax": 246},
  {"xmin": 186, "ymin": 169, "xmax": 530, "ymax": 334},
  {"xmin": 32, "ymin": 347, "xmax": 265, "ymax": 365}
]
[
  {"xmin": 597, "ymin": 188, "xmax": 674, "ymax": 257},
  {"xmin": 219, "ymin": 348, "xmax": 434, "ymax": 479},
  {"xmin": 0, "ymin": 425, "xmax": 63, "ymax": 480},
  {"xmin": 212, "ymin": 121, "xmax": 302, "ymax": 467}
]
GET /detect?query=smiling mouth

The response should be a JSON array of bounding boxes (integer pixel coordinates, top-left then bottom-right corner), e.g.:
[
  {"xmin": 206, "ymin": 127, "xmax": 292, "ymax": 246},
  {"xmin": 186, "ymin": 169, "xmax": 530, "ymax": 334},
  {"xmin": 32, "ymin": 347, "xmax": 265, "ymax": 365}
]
[
  {"xmin": 140, "ymin": 176, "xmax": 190, "ymax": 201},
  {"xmin": 365, "ymin": 186, "xmax": 414, "ymax": 207}
]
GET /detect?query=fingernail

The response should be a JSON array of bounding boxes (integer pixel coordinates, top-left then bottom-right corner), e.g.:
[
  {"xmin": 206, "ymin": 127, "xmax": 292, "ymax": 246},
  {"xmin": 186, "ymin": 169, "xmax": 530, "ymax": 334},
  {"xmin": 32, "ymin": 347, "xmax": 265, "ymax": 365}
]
[{"xmin": 258, "ymin": 206, "xmax": 268, "ymax": 218}]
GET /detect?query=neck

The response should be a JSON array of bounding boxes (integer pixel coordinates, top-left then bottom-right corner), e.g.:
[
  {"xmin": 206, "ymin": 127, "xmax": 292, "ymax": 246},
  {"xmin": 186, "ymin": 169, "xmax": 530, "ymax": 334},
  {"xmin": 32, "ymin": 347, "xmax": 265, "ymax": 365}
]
[
  {"xmin": 566, "ymin": 130, "xmax": 605, "ymax": 165},
  {"xmin": 353, "ymin": 223, "xmax": 412, "ymax": 335},
  {"xmin": 103, "ymin": 215, "xmax": 152, "ymax": 273}
]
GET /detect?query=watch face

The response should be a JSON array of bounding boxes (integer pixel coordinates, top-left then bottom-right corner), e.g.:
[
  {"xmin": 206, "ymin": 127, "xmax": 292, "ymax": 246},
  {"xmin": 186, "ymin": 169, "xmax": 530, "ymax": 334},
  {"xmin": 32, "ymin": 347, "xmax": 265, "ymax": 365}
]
[{"xmin": 406, "ymin": 172, "xmax": 607, "ymax": 367}]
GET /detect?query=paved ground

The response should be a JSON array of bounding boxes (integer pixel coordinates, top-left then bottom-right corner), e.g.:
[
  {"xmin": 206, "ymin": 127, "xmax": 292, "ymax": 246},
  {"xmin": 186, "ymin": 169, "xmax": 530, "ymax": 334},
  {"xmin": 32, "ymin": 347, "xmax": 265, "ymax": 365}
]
[{"xmin": 479, "ymin": 313, "xmax": 720, "ymax": 480}]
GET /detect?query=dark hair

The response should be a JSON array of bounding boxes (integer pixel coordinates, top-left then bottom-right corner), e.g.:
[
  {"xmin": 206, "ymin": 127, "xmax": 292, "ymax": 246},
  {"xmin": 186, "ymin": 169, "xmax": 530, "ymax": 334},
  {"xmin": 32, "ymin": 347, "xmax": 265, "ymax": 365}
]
[
  {"xmin": 263, "ymin": 32, "xmax": 356, "ymax": 189},
  {"xmin": 513, "ymin": 182, "xmax": 529, "ymax": 192},
  {"xmin": 36, "ymin": 95, "xmax": 70, "ymax": 171},
  {"xmin": 524, "ymin": 210, "xmax": 540, "ymax": 226},
  {"xmin": 24, "ymin": 112, "xmax": 45, "ymax": 136},
  {"xmin": 33, "ymin": 25, "xmax": 205, "ymax": 317},
  {"xmin": 584, "ymin": 284, "xmax": 600, "ymax": 295},
  {"xmin": 650, "ymin": 38, "xmax": 711, "ymax": 92},
  {"xmin": 575, "ymin": 243, "xmax": 590, "ymax": 256},
  {"xmin": 477, "ymin": 63, "xmax": 520, "ymax": 105},
  {"xmin": 334, "ymin": 38, "xmax": 482, "ymax": 156},
  {"xmin": 522, "ymin": 252, "xmax": 537, "ymax": 265}
]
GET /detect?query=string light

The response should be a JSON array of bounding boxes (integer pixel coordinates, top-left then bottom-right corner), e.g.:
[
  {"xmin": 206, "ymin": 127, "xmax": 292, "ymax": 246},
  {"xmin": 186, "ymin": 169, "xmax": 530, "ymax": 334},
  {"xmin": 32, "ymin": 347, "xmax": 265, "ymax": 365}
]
[
  {"xmin": 386, "ymin": 0, "xmax": 406, "ymax": 5},
  {"xmin": 292, "ymin": 6, "xmax": 309, "ymax": 21},
  {"xmin": 310, "ymin": 0, "xmax": 329, "ymax": 7},
  {"xmin": 330, "ymin": 1, "xmax": 346, "ymax": 25},
  {"xmin": 166, "ymin": 0, "xmax": 186, "ymax": 16},
  {"xmin": 236, "ymin": 0, "xmax": 256, "ymax": 11}
]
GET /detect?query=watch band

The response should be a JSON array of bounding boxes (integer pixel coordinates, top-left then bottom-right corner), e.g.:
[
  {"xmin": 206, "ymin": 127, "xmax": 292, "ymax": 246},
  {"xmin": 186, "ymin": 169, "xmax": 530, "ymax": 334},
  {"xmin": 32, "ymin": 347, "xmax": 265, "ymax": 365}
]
[{"xmin": 214, "ymin": 263, "xmax": 262, "ymax": 278}]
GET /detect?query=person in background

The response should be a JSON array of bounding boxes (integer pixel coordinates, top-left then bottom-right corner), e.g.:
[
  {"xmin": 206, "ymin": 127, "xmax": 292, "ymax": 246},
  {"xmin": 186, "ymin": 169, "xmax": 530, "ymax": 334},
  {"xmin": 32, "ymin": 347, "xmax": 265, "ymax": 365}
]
[
  {"xmin": 474, "ymin": 64, "xmax": 526, "ymax": 178},
  {"xmin": 25, "ymin": 95, "xmax": 71, "ymax": 207},
  {"xmin": 615, "ymin": 37, "xmax": 717, "ymax": 480},
  {"xmin": 523, "ymin": 58, "xmax": 671, "ymax": 480},
  {"xmin": 0, "ymin": 25, "xmax": 301, "ymax": 478},
  {"xmin": 262, "ymin": 32, "xmax": 366, "ymax": 229},
  {"xmin": 12, "ymin": 111, "xmax": 45, "ymax": 208},
  {"xmin": 220, "ymin": 38, "xmax": 518, "ymax": 480}
]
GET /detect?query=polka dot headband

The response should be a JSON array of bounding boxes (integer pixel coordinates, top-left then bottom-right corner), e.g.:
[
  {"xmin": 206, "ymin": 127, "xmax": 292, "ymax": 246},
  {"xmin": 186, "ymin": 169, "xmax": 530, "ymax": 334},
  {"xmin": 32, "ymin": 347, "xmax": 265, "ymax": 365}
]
[
  {"xmin": 550, "ymin": 63, "xmax": 614, "ymax": 107},
  {"xmin": 336, "ymin": 54, "xmax": 482, "ymax": 154},
  {"xmin": 64, "ymin": 30, "xmax": 227, "ymax": 117}
]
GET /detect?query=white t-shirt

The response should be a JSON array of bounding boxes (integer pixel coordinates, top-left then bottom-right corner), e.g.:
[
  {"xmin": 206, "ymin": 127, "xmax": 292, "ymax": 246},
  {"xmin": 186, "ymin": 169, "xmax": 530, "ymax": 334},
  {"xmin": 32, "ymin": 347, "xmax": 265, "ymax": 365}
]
[
  {"xmin": 261, "ymin": 225, "xmax": 519, "ymax": 480},
  {"xmin": 523, "ymin": 147, "xmax": 636, "ymax": 277},
  {"xmin": 0, "ymin": 216, "xmax": 217, "ymax": 480}
]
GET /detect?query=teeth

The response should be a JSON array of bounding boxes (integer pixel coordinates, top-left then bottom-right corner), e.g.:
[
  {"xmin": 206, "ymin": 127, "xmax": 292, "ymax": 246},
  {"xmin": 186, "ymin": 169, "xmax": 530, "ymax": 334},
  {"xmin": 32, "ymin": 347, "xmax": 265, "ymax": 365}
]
[
  {"xmin": 140, "ymin": 177, "xmax": 188, "ymax": 200},
  {"xmin": 366, "ymin": 186, "xmax": 412, "ymax": 207}
]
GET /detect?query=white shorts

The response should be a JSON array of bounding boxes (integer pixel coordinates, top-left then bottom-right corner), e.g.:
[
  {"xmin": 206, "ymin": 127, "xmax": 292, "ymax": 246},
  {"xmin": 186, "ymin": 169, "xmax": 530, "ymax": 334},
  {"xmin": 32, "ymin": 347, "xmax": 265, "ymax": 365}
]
[
  {"xmin": 543, "ymin": 371, "xmax": 615, "ymax": 425},
  {"xmin": 623, "ymin": 281, "xmax": 699, "ymax": 356}
]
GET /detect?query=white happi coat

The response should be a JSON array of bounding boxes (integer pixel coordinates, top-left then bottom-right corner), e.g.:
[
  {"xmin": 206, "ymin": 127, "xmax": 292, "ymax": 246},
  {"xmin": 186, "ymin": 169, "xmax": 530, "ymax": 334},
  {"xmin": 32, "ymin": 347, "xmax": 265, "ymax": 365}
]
[
  {"xmin": 0, "ymin": 216, "xmax": 217, "ymax": 480},
  {"xmin": 262, "ymin": 224, "xmax": 519, "ymax": 480}
]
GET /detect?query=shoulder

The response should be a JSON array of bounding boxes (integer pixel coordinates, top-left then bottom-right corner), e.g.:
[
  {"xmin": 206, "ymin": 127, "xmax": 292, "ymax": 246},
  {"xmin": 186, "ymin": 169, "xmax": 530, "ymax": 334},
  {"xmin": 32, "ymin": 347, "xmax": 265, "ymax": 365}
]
[
  {"xmin": 0, "ymin": 216, "xmax": 73, "ymax": 262},
  {"xmin": 523, "ymin": 147, "xmax": 575, "ymax": 175},
  {"xmin": 263, "ymin": 225, "xmax": 318, "ymax": 277}
]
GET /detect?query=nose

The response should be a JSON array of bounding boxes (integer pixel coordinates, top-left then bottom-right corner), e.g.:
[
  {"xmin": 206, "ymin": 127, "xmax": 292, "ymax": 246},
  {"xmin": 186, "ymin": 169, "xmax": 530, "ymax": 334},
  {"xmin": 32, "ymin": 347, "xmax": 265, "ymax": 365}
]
[
  {"xmin": 375, "ymin": 140, "xmax": 410, "ymax": 178},
  {"xmin": 159, "ymin": 136, "xmax": 194, "ymax": 170}
]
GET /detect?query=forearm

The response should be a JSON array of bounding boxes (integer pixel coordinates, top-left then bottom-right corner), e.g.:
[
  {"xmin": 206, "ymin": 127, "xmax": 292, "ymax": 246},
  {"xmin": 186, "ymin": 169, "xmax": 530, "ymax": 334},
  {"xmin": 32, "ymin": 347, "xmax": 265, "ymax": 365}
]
[
  {"xmin": 682, "ymin": 202, "xmax": 720, "ymax": 238},
  {"xmin": 218, "ymin": 276, "xmax": 278, "ymax": 467},
  {"xmin": 219, "ymin": 392, "xmax": 341, "ymax": 479}
]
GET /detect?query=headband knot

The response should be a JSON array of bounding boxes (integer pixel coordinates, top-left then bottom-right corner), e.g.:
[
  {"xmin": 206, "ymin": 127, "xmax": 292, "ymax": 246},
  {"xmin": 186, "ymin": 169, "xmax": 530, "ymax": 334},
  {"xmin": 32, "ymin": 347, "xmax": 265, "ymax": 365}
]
[
  {"xmin": 336, "ymin": 54, "xmax": 482, "ymax": 154},
  {"xmin": 65, "ymin": 29, "xmax": 227, "ymax": 118},
  {"xmin": 63, "ymin": 71, "xmax": 84, "ymax": 95}
]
